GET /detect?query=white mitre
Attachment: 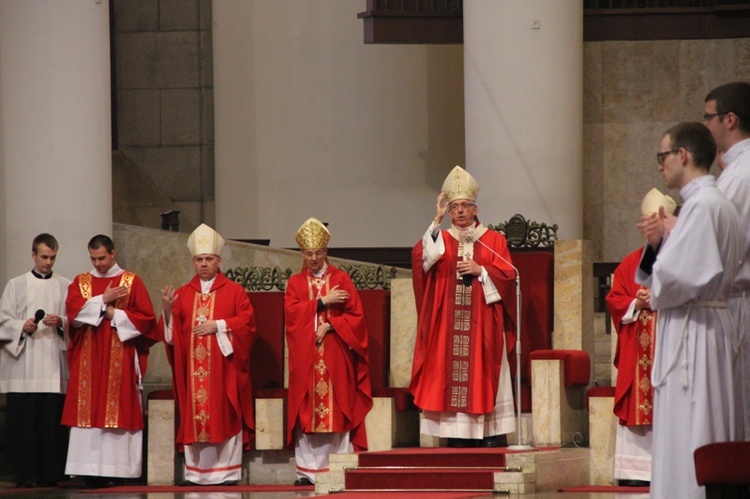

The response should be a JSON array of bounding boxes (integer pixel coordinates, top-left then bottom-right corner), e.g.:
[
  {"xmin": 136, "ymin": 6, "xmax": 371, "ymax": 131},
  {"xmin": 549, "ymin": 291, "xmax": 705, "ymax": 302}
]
[
  {"xmin": 641, "ymin": 187, "xmax": 677, "ymax": 216},
  {"xmin": 187, "ymin": 223, "xmax": 225, "ymax": 256},
  {"xmin": 441, "ymin": 165, "xmax": 479, "ymax": 203}
]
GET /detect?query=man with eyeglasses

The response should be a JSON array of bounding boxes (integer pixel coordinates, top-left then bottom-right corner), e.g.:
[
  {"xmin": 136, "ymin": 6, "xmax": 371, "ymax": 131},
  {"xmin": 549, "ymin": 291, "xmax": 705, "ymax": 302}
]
[
  {"xmin": 704, "ymin": 81, "xmax": 750, "ymax": 441},
  {"xmin": 637, "ymin": 122, "xmax": 742, "ymax": 499},
  {"xmin": 284, "ymin": 218, "xmax": 372, "ymax": 486},
  {"xmin": 410, "ymin": 165, "xmax": 517, "ymax": 448}
]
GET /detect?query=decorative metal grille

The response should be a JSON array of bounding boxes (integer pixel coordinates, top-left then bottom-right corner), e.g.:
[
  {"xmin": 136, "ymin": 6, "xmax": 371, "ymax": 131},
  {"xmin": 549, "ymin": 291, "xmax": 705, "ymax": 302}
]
[{"xmin": 488, "ymin": 214, "xmax": 558, "ymax": 249}]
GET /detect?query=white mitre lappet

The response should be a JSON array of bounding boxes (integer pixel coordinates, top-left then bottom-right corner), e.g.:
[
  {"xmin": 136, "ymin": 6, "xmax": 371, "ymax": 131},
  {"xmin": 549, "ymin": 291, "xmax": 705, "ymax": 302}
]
[
  {"xmin": 187, "ymin": 223, "xmax": 225, "ymax": 256},
  {"xmin": 442, "ymin": 165, "xmax": 480, "ymax": 203},
  {"xmin": 640, "ymin": 187, "xmax": 677, "ymax": 216}
]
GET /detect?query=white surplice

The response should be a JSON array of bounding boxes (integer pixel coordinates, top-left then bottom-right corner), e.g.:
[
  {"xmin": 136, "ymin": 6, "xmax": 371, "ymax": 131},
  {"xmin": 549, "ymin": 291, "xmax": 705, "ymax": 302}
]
[
  {"xmin": 717, "ymin": 137, "xmax": 750, "ymax": 440},
  {"xmin": 637, "ymin": 175, "xmax": 742, "ymax": 499},
  {"xmin": 0, "ymin": 271, "xmax": 70, "ymax": 393}
]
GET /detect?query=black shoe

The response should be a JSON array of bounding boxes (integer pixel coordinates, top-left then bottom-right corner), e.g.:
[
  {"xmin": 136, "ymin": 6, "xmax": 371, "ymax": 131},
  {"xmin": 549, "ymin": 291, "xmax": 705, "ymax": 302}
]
[
  {"xmin": 619, "ymin": 479, "xmax": 649, "ymax": 487},
  {"xmin": 221, "ymin": 480, "xmax": 238, "ymax": 486},
  {"xmin": 15, "ymin": 482, "xmax": 33, "ymax": 488},
  {"xmin": 37, "ymin": 482, "xmax": 57, "ymax": 488},
  {"xmin": 294, "ymin": 477, "xmax": 313, "ymax": 486},
  {"xmin": 480, "ymin": 435, "xmax": 508, "ymax": 447}
]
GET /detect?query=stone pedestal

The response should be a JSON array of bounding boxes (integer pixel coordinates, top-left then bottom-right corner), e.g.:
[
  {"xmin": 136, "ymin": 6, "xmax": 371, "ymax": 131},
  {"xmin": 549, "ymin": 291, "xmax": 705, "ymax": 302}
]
[
  {"xmin": 589, "ymin": 395, "xmax": 616, "ymax": 485},
  {"xmin": 147, "ymin": 399, "xmax": 177, "ymax": 485},
  {"xmin": 389, "ymin": 278, "xmax": 417, "ymax": 388},
  {"xmin": 554, "ymin": 240, "xmax": 594, "ymax": 355},
  {"xmin": 531, "ymin": 359, "xmax": 586, "ymax": 447},
  {"xmin": 255, "ymin": 398, "xmax": 286, "ymax": 450}
]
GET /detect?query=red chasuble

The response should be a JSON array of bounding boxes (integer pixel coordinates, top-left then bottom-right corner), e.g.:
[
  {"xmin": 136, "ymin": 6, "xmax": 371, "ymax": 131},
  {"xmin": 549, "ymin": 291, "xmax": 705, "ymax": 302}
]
[
  {"xmin": 163, "ymin": 273, "xmax": 255, "ymax": 447},
  {"xmin": 284, "ymin": 265, "xmax": 373, "ymax": 451},
  {"xmin": 606, "ymin": 247, "xmax": 656, "ymax": 426},
  {"xmin": 63, "ymin": 271, "xmax": 159, "ymax": 430},
  {"xmin": 410, "ymin": 226, "xmax": 516, "ymax": 415}
]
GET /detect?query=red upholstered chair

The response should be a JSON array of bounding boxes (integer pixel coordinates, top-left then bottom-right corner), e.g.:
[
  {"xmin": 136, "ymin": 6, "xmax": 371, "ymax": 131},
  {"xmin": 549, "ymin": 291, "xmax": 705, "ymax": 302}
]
[
  {"xmin": 694, "ymin": 442, "xmax": 750, "ymax": 499},
  {"xmin": 510, "ymin": 250, "xmax": 554, "ymax": 412}
]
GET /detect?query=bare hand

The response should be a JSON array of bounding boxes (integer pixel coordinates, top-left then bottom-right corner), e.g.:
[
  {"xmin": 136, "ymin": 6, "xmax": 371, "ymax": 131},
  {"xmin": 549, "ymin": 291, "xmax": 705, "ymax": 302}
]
[
  {"xmin": 316, "ymin": 322, "xmax": 332, "ymax": 345},
  {"xmin": 42, "ymin": 314, "xmax": 63, "ymax": 328},
  {"xmin": 194, "ymin": 320, "xmax": 218, "ymax": 337},
  {"xmin": 636, "ymin": 208, "xmax": 665, "ymax": 249},
  {"xmin": 322, "ymin": 285, "xmax": 349, "ymax": 306},
  {"xmin": 22, "ymin": 318, "xmax": 38, "ymax": 335},
  {"xmin": 102, "ymin": 282, "xmax": 128, "ymax": 305},
  {"xmin": 635, "ymin": 288, "xmax": 651, "ymax": 310},
  {"xmin": 434, "ymin": 192, "xmax": 448, "ymax": 226},
  {"xmin": 161, "ymin": 285, "xmax": 178, "ymax": 315},
  {"xmin": 456, "ymin": 257, "xmax": 482, "ymax": 277}
]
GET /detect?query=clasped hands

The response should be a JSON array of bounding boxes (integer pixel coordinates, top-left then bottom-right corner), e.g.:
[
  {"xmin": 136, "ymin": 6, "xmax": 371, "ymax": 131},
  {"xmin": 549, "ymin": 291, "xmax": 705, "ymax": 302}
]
[{"xmin": 637, "ymin": 206, "xmax": 677, "ymax": 250}]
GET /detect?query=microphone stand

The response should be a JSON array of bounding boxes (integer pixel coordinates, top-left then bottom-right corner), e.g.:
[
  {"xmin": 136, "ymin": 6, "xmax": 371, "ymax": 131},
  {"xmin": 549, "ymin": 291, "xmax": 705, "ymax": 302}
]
[
  {"xmin": 506, "ymin": 265, "xmax": 532, "ymax": 450},
  {"xmin": 472, "ymin": 235, "xmax": 532, "ymax": 450}
]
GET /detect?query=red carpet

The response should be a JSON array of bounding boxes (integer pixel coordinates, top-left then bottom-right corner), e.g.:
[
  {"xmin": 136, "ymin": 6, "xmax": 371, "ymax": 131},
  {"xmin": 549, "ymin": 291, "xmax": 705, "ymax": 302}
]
[
  {"xmin": 79, "ymin": 483, "xmax": 311, "ymax": 493},
  {"xmin": 559, "ymin": 485, "xmax": 650, "ymax": 493}
]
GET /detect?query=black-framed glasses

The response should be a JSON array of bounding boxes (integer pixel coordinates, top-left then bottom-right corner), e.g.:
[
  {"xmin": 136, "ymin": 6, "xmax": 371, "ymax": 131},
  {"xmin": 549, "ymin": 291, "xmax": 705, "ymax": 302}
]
[
  {"xmin": 449, "ymin": 202, "xmax": 475, "ymax": 212},
  {"xmin": 656, "ymin": 149, "xmax": 679, "ymax": 166},
  {"xmin": 703, "ymin": 111, "xmax": 728, "ymax": 121}
]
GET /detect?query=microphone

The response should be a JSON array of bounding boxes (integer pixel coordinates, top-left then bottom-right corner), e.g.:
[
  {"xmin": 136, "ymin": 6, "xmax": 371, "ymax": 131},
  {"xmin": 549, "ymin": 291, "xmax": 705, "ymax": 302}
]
[
  {"xmin": 467, "ymin": 227, "xmax": 532, "ymax": 450},
  {"xmin": 33, "ymin": 309, "xmax": 45, "ymax": 324}
]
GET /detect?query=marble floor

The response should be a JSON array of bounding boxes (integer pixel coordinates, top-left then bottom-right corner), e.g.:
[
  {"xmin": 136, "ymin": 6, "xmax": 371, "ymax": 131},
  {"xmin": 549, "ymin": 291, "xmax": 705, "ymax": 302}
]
[{"xmin": 0, "ymin": 484, "xmax": 650, "ymax": 499}]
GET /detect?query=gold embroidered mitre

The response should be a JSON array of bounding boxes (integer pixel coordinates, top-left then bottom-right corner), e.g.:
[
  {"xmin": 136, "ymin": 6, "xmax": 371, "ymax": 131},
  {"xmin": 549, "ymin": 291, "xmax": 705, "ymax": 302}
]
[
  {"xmin": 295, "ymin": 217, "xmax": 330, "ymax": 250},
  {"xmin": 641, "ymin": 187, "xmax": 677, "ymax": 216},
  {"xmin": 187, "ymin": 223, "xmax": 225, "ymax": 256},
  {"xmin": 441, "ymin": 165, "xmax": 480, "ymax": 203}
]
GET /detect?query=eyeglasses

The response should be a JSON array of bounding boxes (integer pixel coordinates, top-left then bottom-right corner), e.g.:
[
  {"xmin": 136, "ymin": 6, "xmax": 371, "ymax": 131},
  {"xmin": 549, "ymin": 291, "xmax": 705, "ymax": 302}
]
[
  {"xmin": 656, "ymin": 149, "xmax": 679, "ymax": 166},
  {"xmin": 703, "ymin": 112, "xmax": 728, "ymax": 121},
  {"xmin": 302, "ymin": 250, "xmax": 326, "ymax": 259},
  {"xmin": 449, "ymin": 202, "xmax": 476, "ymax": 212}
]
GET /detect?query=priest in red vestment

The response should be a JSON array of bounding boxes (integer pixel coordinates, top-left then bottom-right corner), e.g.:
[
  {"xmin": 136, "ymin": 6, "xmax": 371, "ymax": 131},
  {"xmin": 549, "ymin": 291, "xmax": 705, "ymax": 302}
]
[
  {"xmin": 285, "ymin": 217, "xmax": 372, "ymax": 486},
  {"xmin": 411, "ymin": 165, "xmax": 517, "ymax": 448},
  {"xmin": 605, "ymin": 188, "xmax": 676, "ymax": 485},
  {"xmin": 63, "ymin": 235, "xmax": 159, "ymax": 487},
  {"xmin": 160, "ymin": 223, "xmax": 255, "ymax": 485}
]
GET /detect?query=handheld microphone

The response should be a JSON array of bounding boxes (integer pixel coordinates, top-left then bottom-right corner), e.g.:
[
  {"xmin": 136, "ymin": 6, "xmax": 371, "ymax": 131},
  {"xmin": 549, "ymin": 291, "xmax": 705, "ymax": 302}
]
[{"xmin": 33, "ymin": 309, "xmax": 45, "ymax": 324}]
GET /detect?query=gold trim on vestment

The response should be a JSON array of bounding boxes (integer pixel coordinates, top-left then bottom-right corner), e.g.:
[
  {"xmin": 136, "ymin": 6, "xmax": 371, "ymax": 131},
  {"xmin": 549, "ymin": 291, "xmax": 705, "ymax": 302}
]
[
  {"xmin": 190, "ymin": 290, "xmax": 215, "ymax": 442},
  {"xmin": 308, "ymin": 273, "xmax": 334, "ymax": 432},
  {"xmin": 76, "ymin": 271, "xmax": 134, "ymax": 428}
]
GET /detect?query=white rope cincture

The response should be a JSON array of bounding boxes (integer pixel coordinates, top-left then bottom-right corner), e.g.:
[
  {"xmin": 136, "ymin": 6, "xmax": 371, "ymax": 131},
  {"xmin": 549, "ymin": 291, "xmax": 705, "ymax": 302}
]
[{"xmin": 651, "ymin": 301, "xmax": 728, "ymax": 390}]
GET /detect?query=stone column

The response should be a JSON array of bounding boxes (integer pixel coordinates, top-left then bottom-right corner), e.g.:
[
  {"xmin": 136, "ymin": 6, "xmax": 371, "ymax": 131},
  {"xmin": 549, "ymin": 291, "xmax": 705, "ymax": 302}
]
[
  {"xmin": 463, "ymin": 0, "xmax": 583, "ymax": 238},
  {"xmin": 0, "ymin": 0, "xmax": 112, "ymax": 283}
]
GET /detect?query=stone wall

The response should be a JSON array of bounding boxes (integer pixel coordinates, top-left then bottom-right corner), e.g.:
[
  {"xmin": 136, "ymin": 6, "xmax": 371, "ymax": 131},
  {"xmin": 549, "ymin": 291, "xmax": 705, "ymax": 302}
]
[
  {"xmin": 112, "ymin": 0, "xmax": 214, "ymax": 231},
  {"xmin": 584, "ymin": 38, "xmax": 750, "ymax": 263}
]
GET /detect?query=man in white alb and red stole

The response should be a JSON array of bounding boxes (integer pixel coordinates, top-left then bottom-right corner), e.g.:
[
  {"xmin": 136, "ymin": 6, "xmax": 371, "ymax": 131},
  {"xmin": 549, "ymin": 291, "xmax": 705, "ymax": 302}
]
[
  {"xmin": 160, "ymin": 223, "xmax": 255, "ymax": 485},
  {"xmin": 284, "ymin": 218, "xmax": 372, "ymax": 486},
  {"xmin": 606, "ymin": 188, "xmax": 676, "ymax": 486},
  {"xmin": 63, "ymin": 235, "xmax": 159, "ymax": 487},
  {"xmin": 410, "ymin": 165, "xmax": 517, "ymax": 448}
]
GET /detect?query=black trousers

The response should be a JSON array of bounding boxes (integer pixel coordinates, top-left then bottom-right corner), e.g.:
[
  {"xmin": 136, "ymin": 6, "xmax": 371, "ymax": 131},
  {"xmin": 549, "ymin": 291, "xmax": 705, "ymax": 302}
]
[{"xmin": 4, "ymin": 392, "xmax": 69, "ymax": 483}]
